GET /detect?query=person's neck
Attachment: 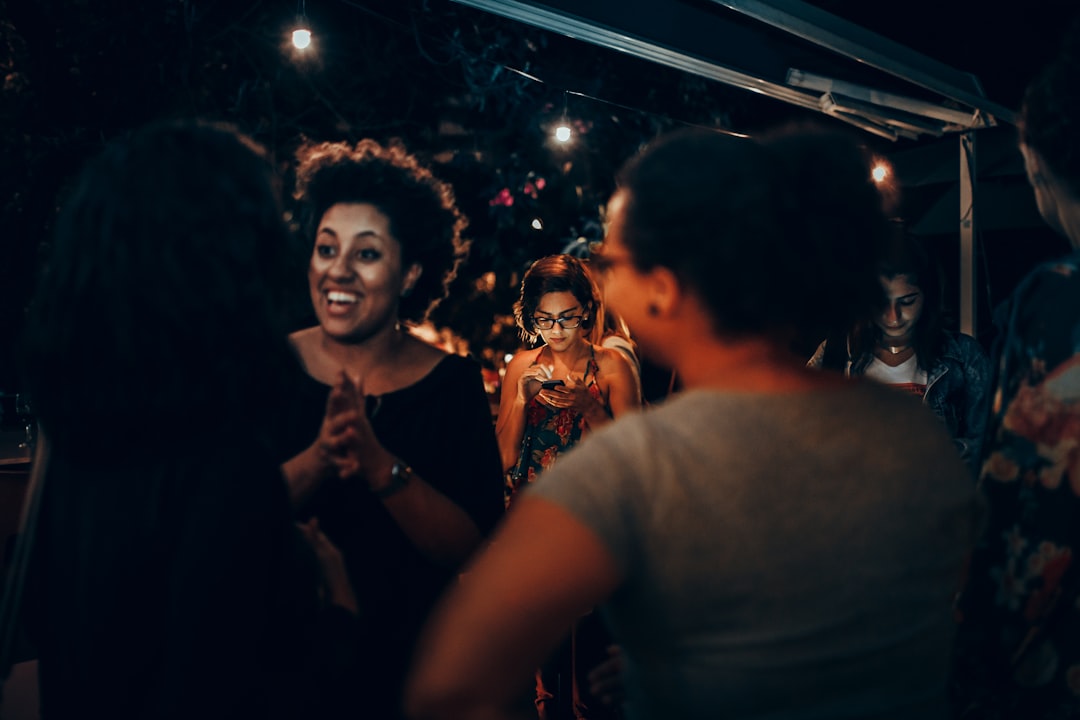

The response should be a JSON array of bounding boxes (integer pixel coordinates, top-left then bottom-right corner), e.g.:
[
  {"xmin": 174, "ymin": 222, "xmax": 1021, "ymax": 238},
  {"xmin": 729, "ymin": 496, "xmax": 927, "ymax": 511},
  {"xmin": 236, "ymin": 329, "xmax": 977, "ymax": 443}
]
[
  {"xmin": 319, "ymin": 323, "xmax": 407, "ymax": 388},
  {"xmin": 876, "ymin": 330, "xmax": 914, "ymax": 355},
  {"xmin": 544, "ymin": 339, "xmax": 591, "ymax": 376},
  {"xmin": 674, "ymin": 335, "xmax": 824, "ymax": 393},
  {"xmin": 877, "ymin": 339, "xmax": 914, "ymax": 355}
]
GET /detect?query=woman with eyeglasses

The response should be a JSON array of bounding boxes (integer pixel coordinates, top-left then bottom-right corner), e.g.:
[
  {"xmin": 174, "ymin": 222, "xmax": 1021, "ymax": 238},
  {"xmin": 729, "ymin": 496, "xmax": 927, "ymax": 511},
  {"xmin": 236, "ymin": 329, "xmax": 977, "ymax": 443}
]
[
  {"xmin": 495, "ymin": 253, "xmax": 640, "ymax": 720},
  {"xmin": 497, "ymin": 254, "xmax": 641, "ymax": 506}
]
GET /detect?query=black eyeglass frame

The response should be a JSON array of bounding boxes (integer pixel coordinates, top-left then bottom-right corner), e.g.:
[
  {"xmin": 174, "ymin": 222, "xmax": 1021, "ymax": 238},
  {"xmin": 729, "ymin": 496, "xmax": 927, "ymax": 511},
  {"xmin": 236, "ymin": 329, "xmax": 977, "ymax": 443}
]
[{"xmin": 531, "ymin": 315, "xmax": 585, "ymax": 330}]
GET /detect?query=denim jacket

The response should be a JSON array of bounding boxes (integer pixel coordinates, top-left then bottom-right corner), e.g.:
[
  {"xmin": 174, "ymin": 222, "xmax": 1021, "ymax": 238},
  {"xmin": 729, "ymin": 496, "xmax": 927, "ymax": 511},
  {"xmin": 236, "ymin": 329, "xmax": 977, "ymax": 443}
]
[{"xmin": 809, "ymin": 332, "xmax": 992, "ymax": 477}]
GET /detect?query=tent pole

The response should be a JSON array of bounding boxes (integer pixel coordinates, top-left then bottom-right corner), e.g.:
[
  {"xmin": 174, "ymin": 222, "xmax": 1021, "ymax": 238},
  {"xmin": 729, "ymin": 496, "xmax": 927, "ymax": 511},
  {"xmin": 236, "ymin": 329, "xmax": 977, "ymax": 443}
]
[{"xmin": 959, "ymin": 131, "xmax": 977, "ymax": 337}]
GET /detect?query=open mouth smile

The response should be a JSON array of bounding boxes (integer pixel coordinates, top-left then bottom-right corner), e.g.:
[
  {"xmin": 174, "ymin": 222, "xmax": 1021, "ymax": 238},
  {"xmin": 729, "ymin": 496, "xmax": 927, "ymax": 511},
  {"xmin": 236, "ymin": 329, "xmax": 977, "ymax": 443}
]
[{"xmin": 325, "ymin": 290, "xmax": 358, "ymax": 305}]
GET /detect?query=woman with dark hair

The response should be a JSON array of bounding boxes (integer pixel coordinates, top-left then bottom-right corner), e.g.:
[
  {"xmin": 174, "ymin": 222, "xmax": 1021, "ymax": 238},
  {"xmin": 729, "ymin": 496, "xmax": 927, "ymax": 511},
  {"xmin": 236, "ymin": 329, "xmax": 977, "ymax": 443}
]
[
  {"xmin": 277, "ymin": 138, "xmax": 504, "ymax": 719},
  {"xmin": 406, "ymin": 126, "xmax": 980, "ymax": 720},
  {"xmin": 495, "ymin": 253, "xmax": 640, "ymax": 719},
  {"xmin": 498, "ymin": 253, "xmax": 640, "ymax": 503},
  {"xmin": 808, "ymin": 229, "xmax": 992, "ymax": 476},
  {"xmin": 19, "ymin": 119, "xmax": 358, "ymax": 718}
]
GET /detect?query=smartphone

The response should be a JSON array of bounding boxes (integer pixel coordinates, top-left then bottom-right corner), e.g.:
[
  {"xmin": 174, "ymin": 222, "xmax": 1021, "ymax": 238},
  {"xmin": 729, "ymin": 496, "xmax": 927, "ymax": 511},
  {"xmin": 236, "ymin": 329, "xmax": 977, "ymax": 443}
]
[{"xmin": 540, "ymin": 379, "xmax": 565, "ymax": 390}]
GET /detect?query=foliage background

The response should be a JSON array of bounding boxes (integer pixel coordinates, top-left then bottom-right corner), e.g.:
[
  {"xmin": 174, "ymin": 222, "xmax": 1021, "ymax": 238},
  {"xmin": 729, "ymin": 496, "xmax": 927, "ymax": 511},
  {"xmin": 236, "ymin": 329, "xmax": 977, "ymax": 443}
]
[{"xmin": 2, "ymin": 0, "xmax": 1077, "ymax": 391}]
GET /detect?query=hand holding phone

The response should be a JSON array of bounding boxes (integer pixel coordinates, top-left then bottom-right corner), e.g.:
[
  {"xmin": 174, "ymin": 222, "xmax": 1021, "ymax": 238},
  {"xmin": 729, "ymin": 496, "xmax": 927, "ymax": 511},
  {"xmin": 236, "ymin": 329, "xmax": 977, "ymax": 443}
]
[{"xmin": 540, "ymin": 379, "xmax": 565, "ymax": 390}]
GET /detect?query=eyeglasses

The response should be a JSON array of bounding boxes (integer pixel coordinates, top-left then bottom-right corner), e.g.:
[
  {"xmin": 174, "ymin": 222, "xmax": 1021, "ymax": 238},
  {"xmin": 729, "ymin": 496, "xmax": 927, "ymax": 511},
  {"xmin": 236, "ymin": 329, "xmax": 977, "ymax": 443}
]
[{"xmin": 532, "ymin": 315, "xmax": 584, "ymax": 330}]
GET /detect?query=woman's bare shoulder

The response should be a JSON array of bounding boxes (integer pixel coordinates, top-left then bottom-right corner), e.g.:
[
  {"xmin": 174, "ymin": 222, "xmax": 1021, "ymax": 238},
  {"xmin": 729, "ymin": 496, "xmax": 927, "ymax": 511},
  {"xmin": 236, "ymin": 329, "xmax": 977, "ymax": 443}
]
[
  {"xmin": 506, "ymin": 346, "xmax": 543, "ymax": 369},
  {"xmin": 594, "ymin": 344, "xmax": 635, "ymax": 375}
]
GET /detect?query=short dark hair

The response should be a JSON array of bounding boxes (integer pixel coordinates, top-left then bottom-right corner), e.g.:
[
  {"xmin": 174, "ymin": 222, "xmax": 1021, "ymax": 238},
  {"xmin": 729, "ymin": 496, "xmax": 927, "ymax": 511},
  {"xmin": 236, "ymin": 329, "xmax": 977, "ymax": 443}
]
[
  {"xmin": 1019, "ymin": 58, "xmax": 1080, "ymax": 200},
  {"xmin": 614, "ymin": 125, "xmax": 887, "ymax": 341},
  {"xmin": 514, "ymin": 254, "xmax": 600, "ymax": 343},
  {"xmin": 22, "ymin": 119, "xmax": 297, "ymax": 456},
  {"xmin": 292, "ymin": 138, "xmax": 469, "ymax": 324}
]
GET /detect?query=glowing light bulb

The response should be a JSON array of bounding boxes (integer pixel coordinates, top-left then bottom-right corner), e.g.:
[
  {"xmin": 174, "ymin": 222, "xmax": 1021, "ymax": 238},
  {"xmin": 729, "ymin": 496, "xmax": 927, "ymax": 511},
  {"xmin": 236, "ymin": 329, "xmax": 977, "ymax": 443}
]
[
  {"xmin": 292, "ymin": 28, "xmax": 312, "ymax": 50},
  {"xmin": 554, "ymin": 125, "xmax": 571, "ymax": 143},
  {"xmin": 871, "ymin": 163, "xmax": 889, "ymax": 183},
  {"xmin": 531, "ymin": 218, "xmax": 544, "ymax": 230}
]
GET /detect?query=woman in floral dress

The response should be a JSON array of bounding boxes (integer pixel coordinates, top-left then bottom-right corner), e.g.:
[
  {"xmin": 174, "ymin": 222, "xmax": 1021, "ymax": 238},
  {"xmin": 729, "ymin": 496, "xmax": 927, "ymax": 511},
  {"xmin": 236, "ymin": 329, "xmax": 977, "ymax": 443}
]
[
  {"xmin": 498, "ymin": 254, "xmax": 640, "ymax": 504},
  {"xmin": 951, "ymin": 52, "xmax": 1080, "ymax": 719},
  {"xmin": 496, "ymin": 253, "xmax": 640, "ymax": 719}
]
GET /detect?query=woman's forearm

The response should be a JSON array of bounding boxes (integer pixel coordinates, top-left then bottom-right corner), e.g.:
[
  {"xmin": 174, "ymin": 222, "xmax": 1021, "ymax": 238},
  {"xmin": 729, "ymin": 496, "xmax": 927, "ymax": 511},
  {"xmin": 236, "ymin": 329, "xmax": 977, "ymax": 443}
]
[
  {"xmin": 365, "ymin": 452, "xmax": 483, "ymax": 566},
  {"xmin": 282, "ymin": 443, "xmax": 331, "ymax": 508},
  {"xmin": 495, "ymin": 396, "xmax": 527, "ymax": 472}
]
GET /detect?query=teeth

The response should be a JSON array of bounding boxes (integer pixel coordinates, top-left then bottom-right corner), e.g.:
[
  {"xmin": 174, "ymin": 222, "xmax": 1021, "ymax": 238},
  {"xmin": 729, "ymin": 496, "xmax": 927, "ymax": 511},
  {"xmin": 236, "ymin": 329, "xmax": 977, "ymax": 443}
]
[{"xmin": 327, "ymin": 291, "xmax": 358, "ymax": 304}]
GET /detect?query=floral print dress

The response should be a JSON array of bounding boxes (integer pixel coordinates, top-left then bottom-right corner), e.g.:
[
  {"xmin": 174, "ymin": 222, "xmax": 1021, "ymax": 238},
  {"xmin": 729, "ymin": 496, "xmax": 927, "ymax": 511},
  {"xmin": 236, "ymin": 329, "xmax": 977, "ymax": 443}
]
[
  {"xmin": 952, "ymin": 252, "xmax": 1080, "ymax": 719},
  {"xmin": 505, "ymin": 349, "xmax": 606, "ymax": 508}
]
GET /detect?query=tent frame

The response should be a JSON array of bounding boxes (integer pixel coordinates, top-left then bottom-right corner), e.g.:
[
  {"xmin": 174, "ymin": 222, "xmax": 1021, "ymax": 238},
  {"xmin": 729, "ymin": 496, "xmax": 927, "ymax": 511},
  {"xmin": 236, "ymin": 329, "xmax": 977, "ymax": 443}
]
[{"xmin": 452, "ymin": 0, "xmax": 1012, "ymax": 335}]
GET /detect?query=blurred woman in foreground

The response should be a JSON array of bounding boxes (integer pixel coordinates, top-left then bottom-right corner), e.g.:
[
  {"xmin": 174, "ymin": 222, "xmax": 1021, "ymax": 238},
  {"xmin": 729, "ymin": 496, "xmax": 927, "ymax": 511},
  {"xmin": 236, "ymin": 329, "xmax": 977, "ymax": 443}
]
[
  {"xmin": 20, "ymin": 120, "xmax": 358, "ymax": 719},
  {"xmin": 406, "ymin": 126, "xmax": 982, "ymax": 720}
]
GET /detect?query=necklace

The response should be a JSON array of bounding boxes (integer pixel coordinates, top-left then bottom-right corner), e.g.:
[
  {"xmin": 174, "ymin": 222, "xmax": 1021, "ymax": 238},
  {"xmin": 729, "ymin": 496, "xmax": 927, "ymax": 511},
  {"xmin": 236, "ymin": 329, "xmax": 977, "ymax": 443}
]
[{"xmin": 883, "ymin": 344, "xmax": 912, "ymax": 355}]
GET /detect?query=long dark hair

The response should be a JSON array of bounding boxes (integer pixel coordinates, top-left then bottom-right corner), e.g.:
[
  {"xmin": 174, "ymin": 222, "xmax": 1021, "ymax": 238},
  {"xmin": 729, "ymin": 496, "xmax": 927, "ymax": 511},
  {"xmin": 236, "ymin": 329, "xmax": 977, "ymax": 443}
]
[
  {"xmin": 848, "ymin": 227, "xmax": 946, "ymax": 373},
  {"xmin": 21, "ymin": 119, "xmax": 299, "ymax": 457}
]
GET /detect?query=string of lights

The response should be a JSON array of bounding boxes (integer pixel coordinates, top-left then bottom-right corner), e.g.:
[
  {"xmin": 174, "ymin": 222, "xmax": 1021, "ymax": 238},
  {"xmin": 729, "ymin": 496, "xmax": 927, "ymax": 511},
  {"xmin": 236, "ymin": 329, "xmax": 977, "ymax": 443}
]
[{"xmin": 296, "ymin": 0, "xmax": 749, "ymax": 139}]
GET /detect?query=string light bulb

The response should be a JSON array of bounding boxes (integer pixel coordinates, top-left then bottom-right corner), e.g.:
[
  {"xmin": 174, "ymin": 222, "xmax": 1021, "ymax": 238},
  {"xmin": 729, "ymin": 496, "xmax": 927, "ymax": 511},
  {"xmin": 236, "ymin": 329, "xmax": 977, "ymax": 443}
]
[
  {"xmin": 292, "ymin": 28, "xmax": 312, "ymax": 49},
  {"xmin": 872, "ymin": 162, "xmax": 889, "ymax": 183},
  {"xmin": 553, "ymin": 91, "xmax": 572, "ymax": 143},
  {"xmin": 292, "ymin": 0, "xmax": 312, "ymax": 51}
]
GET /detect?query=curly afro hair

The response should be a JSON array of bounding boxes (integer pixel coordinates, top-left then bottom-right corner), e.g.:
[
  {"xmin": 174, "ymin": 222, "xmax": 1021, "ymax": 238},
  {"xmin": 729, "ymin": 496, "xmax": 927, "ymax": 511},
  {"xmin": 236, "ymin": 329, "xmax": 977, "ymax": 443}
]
[{"xmin": 293, "ymin": 138, "xmax": 470, "ymax": 323}]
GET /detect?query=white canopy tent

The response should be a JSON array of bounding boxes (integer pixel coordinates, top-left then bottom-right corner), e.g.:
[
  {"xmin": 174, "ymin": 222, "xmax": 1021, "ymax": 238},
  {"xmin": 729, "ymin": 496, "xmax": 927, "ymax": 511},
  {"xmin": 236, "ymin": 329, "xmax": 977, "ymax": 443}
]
[{"xmin": 451, "ymin": 0, "xmax": 1020, "ymax": 336}]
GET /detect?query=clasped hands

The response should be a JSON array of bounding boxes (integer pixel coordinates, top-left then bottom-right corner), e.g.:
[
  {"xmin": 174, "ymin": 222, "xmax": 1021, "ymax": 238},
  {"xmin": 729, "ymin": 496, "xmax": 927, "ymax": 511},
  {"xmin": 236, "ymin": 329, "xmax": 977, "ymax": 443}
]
[{"xmin": 315, "ymin": 371, "xmax": 394, "ymax": 485}]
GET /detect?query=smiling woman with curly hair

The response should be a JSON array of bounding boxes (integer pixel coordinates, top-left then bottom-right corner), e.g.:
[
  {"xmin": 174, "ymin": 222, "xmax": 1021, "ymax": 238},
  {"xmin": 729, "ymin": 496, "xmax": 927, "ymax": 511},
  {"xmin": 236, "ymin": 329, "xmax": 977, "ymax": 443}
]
[{"xmin": 277, "ymin": 137, "xmax": 504, "ymax": 720}]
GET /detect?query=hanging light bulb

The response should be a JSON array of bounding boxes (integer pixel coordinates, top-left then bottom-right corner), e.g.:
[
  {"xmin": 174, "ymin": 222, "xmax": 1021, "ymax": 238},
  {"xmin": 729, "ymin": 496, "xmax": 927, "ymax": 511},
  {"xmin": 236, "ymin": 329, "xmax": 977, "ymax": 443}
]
[
  {"xmin": 292, "ymin": 0, "xmax": 312, "ymax": 51},
  {"xmin": 553, "ymin": 90, "xmax": 572, "ymax": 143},
  {"xmin": 292, "ymin": 28, "xmax": 312, "ymax": 49}
]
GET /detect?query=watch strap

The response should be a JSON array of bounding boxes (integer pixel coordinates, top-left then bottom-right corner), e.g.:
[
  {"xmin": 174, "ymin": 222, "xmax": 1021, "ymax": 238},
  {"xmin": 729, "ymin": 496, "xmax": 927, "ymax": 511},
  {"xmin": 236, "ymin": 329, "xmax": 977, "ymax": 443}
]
[{"xmin": 373, "ymin": 460, "xmax": 412, "ymax": 499}]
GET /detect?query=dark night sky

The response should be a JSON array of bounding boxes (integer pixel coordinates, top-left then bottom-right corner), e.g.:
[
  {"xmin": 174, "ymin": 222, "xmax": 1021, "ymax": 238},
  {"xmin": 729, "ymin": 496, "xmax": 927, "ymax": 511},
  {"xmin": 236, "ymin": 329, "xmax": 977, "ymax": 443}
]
[{"xmin": 1, "ymin": 0, "xmax": 1078, "ymax": 391}]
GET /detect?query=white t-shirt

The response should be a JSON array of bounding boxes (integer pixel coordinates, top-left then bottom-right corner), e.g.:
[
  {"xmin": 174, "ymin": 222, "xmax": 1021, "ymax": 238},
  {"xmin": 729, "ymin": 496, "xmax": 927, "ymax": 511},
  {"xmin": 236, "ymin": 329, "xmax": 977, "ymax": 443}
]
[{"xmin": 864, "ymin": 353, "xmax": 928, "ymax": 398}]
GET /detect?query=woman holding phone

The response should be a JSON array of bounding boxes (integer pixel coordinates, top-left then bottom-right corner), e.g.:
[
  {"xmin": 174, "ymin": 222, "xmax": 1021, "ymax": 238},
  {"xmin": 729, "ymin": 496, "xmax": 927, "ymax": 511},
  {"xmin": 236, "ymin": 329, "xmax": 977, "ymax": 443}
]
[
  {"xmin": 497, "ymin": 254, "xmax": 640, "ymax": 506},
  {"xmin": 495, "ymin": 253, "xmax": 639, "ymax": 720}
]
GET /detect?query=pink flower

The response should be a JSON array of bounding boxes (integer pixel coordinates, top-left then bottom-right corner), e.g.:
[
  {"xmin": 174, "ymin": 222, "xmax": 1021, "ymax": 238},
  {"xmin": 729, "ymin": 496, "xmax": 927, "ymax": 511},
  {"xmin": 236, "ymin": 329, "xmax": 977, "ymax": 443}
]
[
  {"xmin": 553, "ymin": 410, "xmax": 576, "ymax": 442},
  {"xmin": 488, "ymin": 187, "xmax": 515, "ymax": 207}
]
